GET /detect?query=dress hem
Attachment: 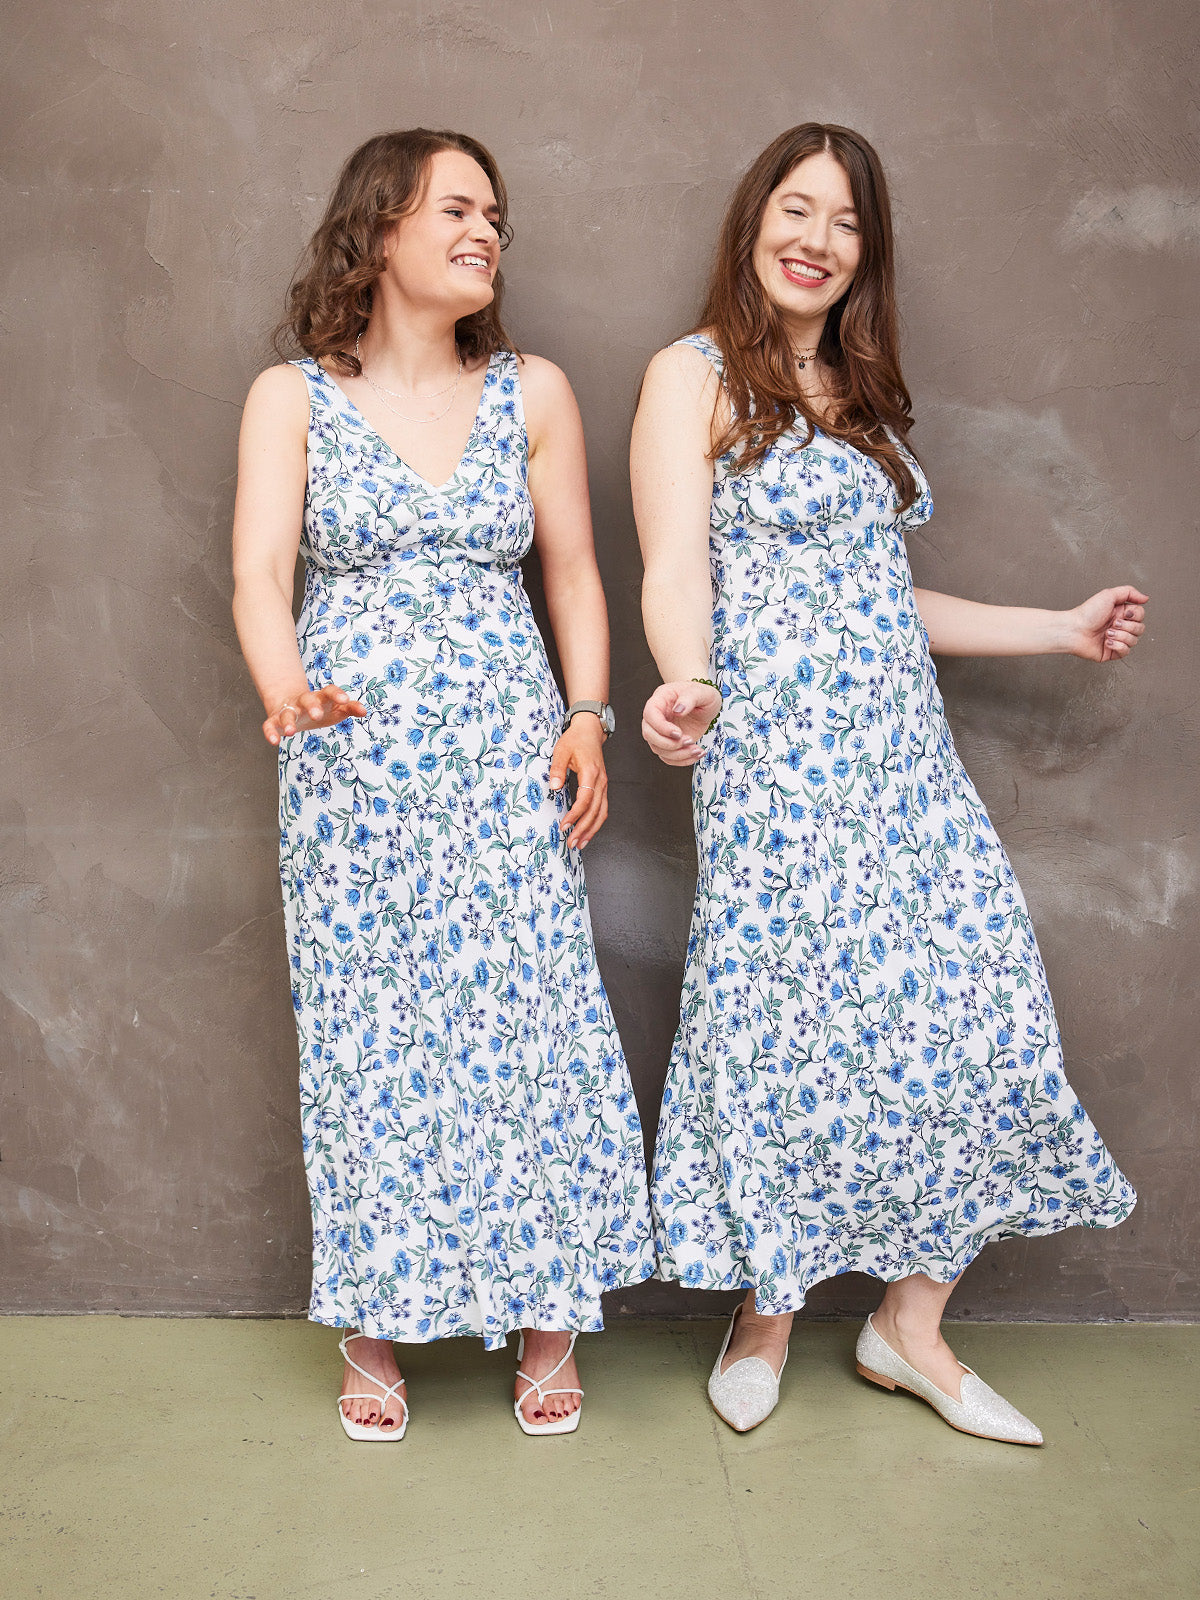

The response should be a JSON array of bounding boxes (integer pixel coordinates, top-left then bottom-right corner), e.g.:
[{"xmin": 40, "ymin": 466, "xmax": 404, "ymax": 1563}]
[
  {"xmin": 650, "ymin": 1196, "xmax": 1137, "ymax": 1313},
  {"xmin": 308, "ymin": 1260, "xmax": 657, "ymax": 1350}
]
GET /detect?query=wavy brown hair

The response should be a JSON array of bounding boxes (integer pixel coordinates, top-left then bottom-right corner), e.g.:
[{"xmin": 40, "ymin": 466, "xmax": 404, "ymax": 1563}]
[
  {"xmin": 696, "ymin": 123, "xmax": 918, "ymax": 508},
  {"xmin": 274, "ymin": 128, "xmax": 515, "ymax": 375}
]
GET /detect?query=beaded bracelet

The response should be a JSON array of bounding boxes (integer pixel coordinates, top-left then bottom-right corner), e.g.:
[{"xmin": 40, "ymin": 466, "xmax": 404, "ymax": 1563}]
[{"xmin": 691, "ymin": 677, "xmax": 722, "ymax": 735}]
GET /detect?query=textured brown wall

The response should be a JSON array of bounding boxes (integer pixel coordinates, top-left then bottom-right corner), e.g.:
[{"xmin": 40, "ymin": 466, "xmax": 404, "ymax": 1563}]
[{"xmin": 3, "ymin": 0, "xmax": 1196, "ymax": 1320}]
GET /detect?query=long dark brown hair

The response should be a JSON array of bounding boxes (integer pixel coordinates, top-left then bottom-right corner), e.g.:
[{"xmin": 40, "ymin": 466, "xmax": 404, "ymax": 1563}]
[
  {"xmin": 274, "ymin": 128, "xmax": 515, "ymax": 375},
  {"xmin": 696, "ymin": 123, "xmax": 918, "ymax": 507}
]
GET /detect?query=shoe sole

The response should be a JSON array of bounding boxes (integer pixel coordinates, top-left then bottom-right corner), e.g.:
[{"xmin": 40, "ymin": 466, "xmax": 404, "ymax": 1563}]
[
  {"xmin": 856, "ymin": 1362, "xmax": 1043, "ymax": 1446},
  {"xmin": 515, "ymin": 1411, "xmax": 582, "ymax": 1436},
  {"xmin": 338, "ymin": 1413, "xmax": 408, "ymax": 1442}
]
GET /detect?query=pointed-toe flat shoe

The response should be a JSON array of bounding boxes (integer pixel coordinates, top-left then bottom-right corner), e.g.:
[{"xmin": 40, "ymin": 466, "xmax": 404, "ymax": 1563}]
[
  {"xmin": 855, "ymin": 1314, "xmax": 1043, "ymax": 1446},
  {"xmin": 708, "ymin": 1305, "xmax": 788, "ymax": 1433}
]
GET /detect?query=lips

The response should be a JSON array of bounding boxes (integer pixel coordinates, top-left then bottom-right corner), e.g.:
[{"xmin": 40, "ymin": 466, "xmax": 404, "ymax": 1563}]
[
  {"xmin": 781, "ymin": 258, "xmax": 831, "ymax": 286},
  {"xmin": 451, "ymin": 253, "xmax": 492, "ymax": 272}
]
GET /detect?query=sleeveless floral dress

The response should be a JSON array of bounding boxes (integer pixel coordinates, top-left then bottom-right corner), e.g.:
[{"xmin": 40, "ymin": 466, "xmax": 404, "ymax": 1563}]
[
  {"xmin": 650, "ymin": 334, "xmax": 1136, "ymax": 1310},
  {"xmin": 279, "ymin": 353, "xmax": 653, "ymax": 1348}
]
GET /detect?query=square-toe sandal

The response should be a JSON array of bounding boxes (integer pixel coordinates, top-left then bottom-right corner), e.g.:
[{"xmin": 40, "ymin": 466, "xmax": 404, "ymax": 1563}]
[
  {"xmin": 513, "ymin": 1331, "xmax": 584, "ymax": 1436},
  {"xmin": 337, "ymin": 1330, "xmax": 409, "ymax": 1441},
  {"xmin": 855, "ymin": 1314, "xmax": 1042, "ymax": 1445},
  {"xmin": 707, "ymin": 1303, "xmax": 788, "ymax": 1433}
]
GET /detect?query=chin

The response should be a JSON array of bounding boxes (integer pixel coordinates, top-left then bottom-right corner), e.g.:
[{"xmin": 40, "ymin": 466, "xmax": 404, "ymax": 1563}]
[{"xmin": 449, "ymin": 281, "xmax": 495, "ymax": 317}]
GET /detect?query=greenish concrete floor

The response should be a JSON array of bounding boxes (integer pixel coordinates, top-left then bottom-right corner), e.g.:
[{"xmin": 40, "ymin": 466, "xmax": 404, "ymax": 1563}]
[{"xmin": 2, "ymin": 1318, "xmax": 1198, "ymax": 1600}]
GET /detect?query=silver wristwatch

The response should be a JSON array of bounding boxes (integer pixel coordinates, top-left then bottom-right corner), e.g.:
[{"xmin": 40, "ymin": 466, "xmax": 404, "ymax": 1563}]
[{"xmin": 564, "ymin": 699, "xmax": 616, "ymax": 737}]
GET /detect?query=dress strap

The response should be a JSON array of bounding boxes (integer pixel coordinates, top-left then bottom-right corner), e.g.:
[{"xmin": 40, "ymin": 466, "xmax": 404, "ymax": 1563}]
[
  {"xmin": 672, "ymin": 331, "xmax": 726, "ymax": 378},
  {"xmin": 289, "ymin": 356, "xmax": 331, "ymax": 417},
  {"xmin": 480, "ymin": 349, "xmax": 529, "ymax": 482}
]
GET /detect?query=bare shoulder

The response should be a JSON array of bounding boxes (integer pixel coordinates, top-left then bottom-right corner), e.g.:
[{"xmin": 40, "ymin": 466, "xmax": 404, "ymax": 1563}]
[
  {"xmin": 642, "ymin": 338, "xmax": 721, "ymax": 404},
  {"xmin": 514, "ymin": 351, "xmax": 576, "ymax": 408},
  {"xmin": 244, "ymin": 361, "xmax": 310, "ymax": 420},
  {"xmin": 514, "ymin": 353, "xmax": 581, "ymax": 451}
]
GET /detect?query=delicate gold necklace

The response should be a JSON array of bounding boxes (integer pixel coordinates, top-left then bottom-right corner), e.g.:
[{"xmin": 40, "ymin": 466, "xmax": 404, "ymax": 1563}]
[
  {"xmin": 794, "ymin": 346, "xmax": 820, "ymax": 371},
  {"xmin": 355, "ymin": 335, "xmax": 464, "ymax": 424}
]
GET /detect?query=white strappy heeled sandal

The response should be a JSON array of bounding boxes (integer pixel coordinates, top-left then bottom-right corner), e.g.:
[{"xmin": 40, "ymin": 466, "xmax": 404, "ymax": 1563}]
[
  {"xmin": 513, "ymin": 1331, "xmax": 584, "ymax": 1436},
  {"xmin": 337, "ymin": 1330, "xmax": 409, "ymax": 1441}
]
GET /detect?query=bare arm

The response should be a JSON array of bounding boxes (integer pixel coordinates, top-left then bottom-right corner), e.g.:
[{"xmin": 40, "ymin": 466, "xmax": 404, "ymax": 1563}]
[
  {"xmin": 914, "ymin": 585, "xmax": 1148, "ymax": 661},
  {"xmin": 231, "ymin": 365, "xmax": 366, "ymax": 744},
  {"xmin": 522, "ymin": 354, "xmax": 611, "ymax": 848},
  {"xmin": 630, "ymin": 343, "xmax": 724, "ymax": 767}
]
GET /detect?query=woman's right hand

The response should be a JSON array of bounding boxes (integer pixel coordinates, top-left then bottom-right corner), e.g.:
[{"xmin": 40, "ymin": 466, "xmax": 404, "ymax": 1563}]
[
  {"xmin": 263, "ymin": 685, "xmax": 368, "ymax": 746},
  {"xmin": 641, "ymin": 680, "xmax": 723, "ymax": 766}
]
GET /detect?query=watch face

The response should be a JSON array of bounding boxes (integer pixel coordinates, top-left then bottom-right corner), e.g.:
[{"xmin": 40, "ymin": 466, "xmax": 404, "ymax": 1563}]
[{"xmin": 602, "ymin": 704, "xmax": 616, "ymax": 734}]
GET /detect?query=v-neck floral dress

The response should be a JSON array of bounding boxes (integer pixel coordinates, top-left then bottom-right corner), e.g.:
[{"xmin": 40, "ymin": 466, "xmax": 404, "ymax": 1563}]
[
  {"xmin": 650, "ymin": 333, "xmax": 1136, "ymax": 1311},
  {"xmin": 279, "ymin": 352, "xmax": 654, "ymax": 1348}
]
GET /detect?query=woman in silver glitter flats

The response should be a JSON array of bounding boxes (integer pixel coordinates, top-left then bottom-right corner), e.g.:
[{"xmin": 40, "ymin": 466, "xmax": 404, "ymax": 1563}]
[{"xmin": 633, "ymin": 123, "xmax": 1143, "ymax": 1442}]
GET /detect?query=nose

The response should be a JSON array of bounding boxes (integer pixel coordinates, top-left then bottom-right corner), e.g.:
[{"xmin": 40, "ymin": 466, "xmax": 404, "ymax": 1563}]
[
  {"xmin": 473, "ymin": 215, "xmax": 500, "ymax": 246},
  {"xmin": 795, "ymin": 214, "xmax": 831, "ymax": 257}
]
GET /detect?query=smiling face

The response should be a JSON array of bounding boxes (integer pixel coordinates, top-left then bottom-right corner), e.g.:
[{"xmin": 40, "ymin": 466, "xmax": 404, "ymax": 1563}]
[
  {"xmin": 751, "ymin": 150, "xmax": 862, "ymax": 339},
  {"xmin": 382, "ymin": 147, "xmax": 501, "ymax": 317}
]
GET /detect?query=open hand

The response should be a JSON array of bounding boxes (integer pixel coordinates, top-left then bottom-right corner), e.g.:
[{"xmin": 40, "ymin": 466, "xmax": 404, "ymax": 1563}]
[
  {"xmin": 263, "ymin": 684, "xmax": 368, "ymax": 745},
  {"xmin": 641, "ymin": 680, "xmax": 723, "ymax": 766},
  {"xmin": 549, "ymin": 718, "xmax": 608, "ymax": 848},
  {"xmin": 1069, "ymin": 587, "xmax": 1149, "ymax": 663}
]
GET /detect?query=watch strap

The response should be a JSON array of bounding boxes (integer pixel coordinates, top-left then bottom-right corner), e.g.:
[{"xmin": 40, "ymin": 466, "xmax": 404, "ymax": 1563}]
[{"xmin": 565, "ymin": 699, "xmax": 615, "ymax": 735}]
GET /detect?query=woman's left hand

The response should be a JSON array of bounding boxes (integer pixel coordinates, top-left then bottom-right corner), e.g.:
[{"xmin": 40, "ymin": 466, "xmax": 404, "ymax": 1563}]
[
  {"xmin": 1068, "ymin": 586, "xmax": 1149, "ymax": 663},
  {"xmin": 548, "ymin": 718, "xmax": 608, "ymax": 849}
]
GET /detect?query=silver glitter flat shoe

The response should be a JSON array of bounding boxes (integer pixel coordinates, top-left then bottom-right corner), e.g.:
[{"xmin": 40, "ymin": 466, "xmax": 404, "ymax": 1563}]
[
  {"xmin": 707, "ymin": 1304, "xmax": 789, "ymax": 1433},
  {"xmin": 855, "ymin": 1314, "xmax": 1043, "ymax": 1446}
]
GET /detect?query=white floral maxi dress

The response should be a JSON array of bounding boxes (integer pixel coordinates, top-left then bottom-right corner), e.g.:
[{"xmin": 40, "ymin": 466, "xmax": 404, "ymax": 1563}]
[
  {"xmin": 279, "ymin": 353, "xmax": 654, "ymax": 1348},
  {"xmin": 650, "ymin": 335, "xmax": 1136, "ymax": 1309}
]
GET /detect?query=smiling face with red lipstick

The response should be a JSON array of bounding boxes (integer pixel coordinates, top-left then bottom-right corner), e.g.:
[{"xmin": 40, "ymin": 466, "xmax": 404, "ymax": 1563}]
[
  {"xmin": 751, "ymin": 150, "xmax": 862, "ymax": 351},
  {"xmin": 691, "ymin": 123, "xmax": 916, "ymax": 506}
]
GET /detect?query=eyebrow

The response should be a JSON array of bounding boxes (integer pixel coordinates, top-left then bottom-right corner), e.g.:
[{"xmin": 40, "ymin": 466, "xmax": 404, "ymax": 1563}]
[
  {"xmin": 778, "ymin": 190, "xmax": 857, "ymax": 215},
  {"xmin": 436, "ymin": 192, "xmax": 501, "ymax": 217}
]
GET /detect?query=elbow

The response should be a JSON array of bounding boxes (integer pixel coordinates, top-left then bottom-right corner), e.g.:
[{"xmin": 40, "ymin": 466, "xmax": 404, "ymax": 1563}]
[
  {"xmin": 542, "ymin": 561, "xmax": 605, "ymax": 613},
  {"xmin": 232, "ymin": 565, "xmax": 293, "ymax": 619},
  {"xmin": 640, "ymin": 561, "xmax": 679, "ymax": 607}
]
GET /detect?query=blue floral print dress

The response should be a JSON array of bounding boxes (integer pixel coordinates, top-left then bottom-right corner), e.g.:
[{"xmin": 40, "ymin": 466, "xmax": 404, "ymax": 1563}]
[
  {"xmin": 650, "ymin": 334, "xmax": 1136, "ymax": 1310},
  {"xmin": 279, "ymin": 352, "xmax": 654, "ymax": 1348}
]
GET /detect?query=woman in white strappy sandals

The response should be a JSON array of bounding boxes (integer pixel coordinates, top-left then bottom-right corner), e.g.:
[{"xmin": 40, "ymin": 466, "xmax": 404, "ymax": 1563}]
[
  {"xmin": 633, "ymin": 123, "xmax": 1142, "ymax": 1444},
  {"xmin": 232, "ymin": 129, "xmax": 654, "ymax": 1441}
]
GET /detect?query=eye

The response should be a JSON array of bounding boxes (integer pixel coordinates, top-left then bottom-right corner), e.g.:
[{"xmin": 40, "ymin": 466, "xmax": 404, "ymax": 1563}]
[
  {"xmin": 784, "ymin": 207, "xmax": 807, "ymax": 219},
  {"xmin": 836, "ymin": 220, "xmax": 859, "ymax": 234},
  {"xmin": 445, "ymin": 207, "xmax": 465, "ymax": 218}
]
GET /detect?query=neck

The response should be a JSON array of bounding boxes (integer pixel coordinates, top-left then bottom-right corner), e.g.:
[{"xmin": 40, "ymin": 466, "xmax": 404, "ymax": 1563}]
[
  {"xmin": 358, "ymin": 289, "xmax": 462, "ymax": 388},
  {"xmin": 782, "ymin": 311, "xmax": 827, "ymax": 354}
]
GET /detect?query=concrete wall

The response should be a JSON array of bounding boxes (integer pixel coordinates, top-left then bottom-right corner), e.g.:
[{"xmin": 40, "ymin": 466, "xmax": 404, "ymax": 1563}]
[{"xmin": 3, "ymin": 0, "xmax": 1196, "ymax": 1320}]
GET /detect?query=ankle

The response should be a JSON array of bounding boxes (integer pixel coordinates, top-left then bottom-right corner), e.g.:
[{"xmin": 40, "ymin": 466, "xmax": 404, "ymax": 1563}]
[
  {"xmin": 875, "ymin": 1306, "xmax": 942, "ymax": 1351},
  {"xmin": 520, "ymin": 1327, "xmax": 573, "ymax": 1347},
  {"xmin": 737, "ymin": 1307, "xmax": 792, "ymax": 1337}
]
